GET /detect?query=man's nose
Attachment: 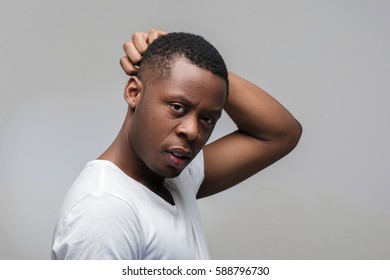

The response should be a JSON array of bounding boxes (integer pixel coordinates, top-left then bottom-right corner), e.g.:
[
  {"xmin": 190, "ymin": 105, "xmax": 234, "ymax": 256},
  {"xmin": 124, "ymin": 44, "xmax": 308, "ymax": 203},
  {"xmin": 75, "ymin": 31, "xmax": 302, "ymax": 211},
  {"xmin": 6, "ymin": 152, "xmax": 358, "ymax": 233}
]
[{"xmin": 176, "ymin": 115, "xmax": 200, "ymax": 141}]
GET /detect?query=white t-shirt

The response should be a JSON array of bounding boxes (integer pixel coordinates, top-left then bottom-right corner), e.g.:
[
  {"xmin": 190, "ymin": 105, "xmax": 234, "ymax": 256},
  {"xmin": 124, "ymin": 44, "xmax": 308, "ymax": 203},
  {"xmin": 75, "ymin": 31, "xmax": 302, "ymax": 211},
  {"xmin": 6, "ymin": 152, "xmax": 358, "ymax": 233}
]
[{"xmin": 51, "ymin": 152, "xmax": 209, "ymax": 259}]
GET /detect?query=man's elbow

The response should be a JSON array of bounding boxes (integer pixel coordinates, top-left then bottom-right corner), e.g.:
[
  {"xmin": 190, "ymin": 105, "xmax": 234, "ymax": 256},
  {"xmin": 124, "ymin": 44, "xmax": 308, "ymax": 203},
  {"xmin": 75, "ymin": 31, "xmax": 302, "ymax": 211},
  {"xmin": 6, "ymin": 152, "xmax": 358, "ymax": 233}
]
[{"xmin": 284, "ymin": 119, "xmax": 303, "ymax": 154}]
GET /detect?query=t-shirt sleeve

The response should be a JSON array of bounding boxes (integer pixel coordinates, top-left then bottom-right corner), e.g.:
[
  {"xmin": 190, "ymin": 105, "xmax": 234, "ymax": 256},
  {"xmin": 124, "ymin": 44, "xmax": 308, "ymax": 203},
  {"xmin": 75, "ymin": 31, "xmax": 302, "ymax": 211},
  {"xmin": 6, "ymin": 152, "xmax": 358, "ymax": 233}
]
[{"xmin": 51, "ymin": 193, "xmax": 144, "ymax": 260}]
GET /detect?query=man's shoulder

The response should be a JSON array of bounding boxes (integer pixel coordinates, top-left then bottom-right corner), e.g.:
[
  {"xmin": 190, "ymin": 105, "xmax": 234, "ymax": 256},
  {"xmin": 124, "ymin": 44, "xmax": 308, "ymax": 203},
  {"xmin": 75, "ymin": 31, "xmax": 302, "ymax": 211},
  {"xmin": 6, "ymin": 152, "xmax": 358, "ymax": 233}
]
[
  {"xmin": 62, "ymin": 192, "xmax": 138, "ymax": 224},
  {"xmin": 57, "ymin": 160, "xmax": 142, "ymax": 221}
]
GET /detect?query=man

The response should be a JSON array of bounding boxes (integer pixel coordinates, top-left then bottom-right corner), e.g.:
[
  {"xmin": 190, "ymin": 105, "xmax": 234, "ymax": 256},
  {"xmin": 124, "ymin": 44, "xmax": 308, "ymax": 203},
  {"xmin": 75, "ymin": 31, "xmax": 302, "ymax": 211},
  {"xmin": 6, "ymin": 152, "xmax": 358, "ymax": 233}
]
[{"xmin": 51, "ymin": 29, "xmax": 302, "ymax": 259}]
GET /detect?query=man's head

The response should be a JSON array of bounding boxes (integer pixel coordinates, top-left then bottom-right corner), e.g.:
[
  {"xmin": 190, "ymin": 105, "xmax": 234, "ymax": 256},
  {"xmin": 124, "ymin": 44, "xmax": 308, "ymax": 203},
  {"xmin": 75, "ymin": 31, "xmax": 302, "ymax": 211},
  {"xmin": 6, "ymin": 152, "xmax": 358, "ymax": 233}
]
[
  {"xmin": 124, "ymin": 32, "xmax": 228, "ymax": 181},
  {"xmin": 137, "ymin": 32, "xmax": 229, "ymax": 94}
]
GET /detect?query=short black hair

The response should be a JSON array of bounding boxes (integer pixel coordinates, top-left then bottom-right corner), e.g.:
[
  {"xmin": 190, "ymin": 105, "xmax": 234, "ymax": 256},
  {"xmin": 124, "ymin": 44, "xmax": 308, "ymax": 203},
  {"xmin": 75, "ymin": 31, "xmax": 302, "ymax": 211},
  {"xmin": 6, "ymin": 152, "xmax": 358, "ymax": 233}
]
[{"xmin": 137, "ymin": 32, "xmax": 229, "ymax": 94}]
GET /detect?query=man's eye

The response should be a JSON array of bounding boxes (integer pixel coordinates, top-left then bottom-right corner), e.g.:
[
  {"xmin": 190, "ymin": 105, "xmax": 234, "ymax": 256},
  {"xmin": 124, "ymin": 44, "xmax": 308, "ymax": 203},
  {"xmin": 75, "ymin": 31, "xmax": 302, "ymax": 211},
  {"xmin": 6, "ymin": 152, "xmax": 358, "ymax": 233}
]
[
  {"xmin": 201, "ymin": 116, "xmax": 215, "ymax": 125},
  {"xmin": 169, "ymin": 104, "xmax": 185, "ymax": 113}
]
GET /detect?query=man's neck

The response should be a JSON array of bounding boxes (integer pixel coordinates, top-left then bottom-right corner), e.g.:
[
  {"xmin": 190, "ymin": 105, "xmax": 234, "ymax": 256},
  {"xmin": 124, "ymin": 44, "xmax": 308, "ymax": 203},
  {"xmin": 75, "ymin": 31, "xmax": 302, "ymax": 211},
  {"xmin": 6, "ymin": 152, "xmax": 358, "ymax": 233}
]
[{"xmin": 98, "ymin": 127, "xmax": 174, "ymax": 205}]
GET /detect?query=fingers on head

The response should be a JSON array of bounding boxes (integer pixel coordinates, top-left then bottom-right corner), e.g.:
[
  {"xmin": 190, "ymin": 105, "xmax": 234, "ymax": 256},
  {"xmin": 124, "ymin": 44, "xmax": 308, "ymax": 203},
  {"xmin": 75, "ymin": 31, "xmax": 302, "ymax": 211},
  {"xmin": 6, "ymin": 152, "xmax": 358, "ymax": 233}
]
[
  {"xmin": 120, "ymin": 56, "xmax": 138, "ymax": 76},
  {"xmin": 131, "ymin": 32, "xmax": 148, "ymax": 54},
  {"xmin": 123, "ymin": 41, "xmax": 142, "ymax": 65},
  {"xmin": 126, "ymin": 29, "xmax": 167, "ymax": 57},
  {"xmin": 121, "ymin": 29, "xmax": 167, "ymax": 75},
  {"xmin": 148, "ymin": 28, "xmax": 167, "ymax": 44}
]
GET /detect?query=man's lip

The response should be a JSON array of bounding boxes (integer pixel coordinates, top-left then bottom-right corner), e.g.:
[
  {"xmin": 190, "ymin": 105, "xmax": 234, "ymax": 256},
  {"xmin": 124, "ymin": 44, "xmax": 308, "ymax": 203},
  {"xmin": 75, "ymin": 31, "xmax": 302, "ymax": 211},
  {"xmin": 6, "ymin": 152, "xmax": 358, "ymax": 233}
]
[
  {"xmin": 166, "ymin": 150, "xmax": 192, "ymax": 169},
  {"xmin": 167, "ymin": 148, "xmax": 193, "ymax": 158}
]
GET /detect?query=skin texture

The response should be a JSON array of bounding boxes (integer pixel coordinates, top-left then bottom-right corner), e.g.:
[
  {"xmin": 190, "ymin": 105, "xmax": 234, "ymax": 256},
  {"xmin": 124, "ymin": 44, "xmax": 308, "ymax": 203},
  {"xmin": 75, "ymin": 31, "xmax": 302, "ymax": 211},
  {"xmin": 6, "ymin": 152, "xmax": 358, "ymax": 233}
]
[{"xmin": 110, "ymin": 28, "xmax": 302, "ymax": 203}]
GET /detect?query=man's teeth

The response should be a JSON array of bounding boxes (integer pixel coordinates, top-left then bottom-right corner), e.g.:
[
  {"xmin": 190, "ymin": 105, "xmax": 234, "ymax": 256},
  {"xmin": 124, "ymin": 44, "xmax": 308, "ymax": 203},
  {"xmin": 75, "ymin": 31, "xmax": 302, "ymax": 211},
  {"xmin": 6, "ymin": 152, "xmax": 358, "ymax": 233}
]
[{"xmin": 172, "ymin": 152, "xmax": 185, "ymax": 158}]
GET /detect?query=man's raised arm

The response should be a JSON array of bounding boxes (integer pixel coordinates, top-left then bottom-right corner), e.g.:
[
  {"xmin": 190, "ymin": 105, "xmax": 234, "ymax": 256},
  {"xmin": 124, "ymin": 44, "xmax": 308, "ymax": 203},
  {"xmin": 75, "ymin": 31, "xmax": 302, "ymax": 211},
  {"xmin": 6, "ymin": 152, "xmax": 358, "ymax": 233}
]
[{"xmin": 197, "ymin": 72, "xmax": 302, "ymax": 198}]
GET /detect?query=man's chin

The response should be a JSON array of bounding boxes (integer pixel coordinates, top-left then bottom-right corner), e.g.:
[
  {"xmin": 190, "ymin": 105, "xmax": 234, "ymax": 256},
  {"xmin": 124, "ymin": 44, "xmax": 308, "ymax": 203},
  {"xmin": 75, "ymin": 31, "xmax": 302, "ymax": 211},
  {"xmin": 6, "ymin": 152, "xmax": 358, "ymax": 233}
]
[
  {"xmin": 161, "ymin": 167, "xmax": 185, "ymax": 178},
  {"xmin": 149, "ymin": 164, "xmax": 186, "ymax": 179}
]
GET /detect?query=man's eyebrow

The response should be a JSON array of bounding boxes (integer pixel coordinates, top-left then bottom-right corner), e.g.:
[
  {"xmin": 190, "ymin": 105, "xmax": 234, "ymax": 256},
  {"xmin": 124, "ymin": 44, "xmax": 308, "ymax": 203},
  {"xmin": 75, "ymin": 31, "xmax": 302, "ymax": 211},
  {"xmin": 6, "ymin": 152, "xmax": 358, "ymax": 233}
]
[
  {"xmin": 203, "ymin": 108, "xmax": 223, "ymax": 118},
  {"xmin": 166, "ymin": 92, "xmax": 223, "ymax": 116},
  {"xmin": 166, "ymin": 93, "xmax": 195, "ymax": 106}
]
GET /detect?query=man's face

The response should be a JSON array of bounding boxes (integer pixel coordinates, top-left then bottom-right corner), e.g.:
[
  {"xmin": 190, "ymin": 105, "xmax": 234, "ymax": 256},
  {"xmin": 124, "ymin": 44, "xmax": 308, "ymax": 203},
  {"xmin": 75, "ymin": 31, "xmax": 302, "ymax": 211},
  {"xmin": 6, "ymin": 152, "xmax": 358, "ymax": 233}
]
[{"xmin": 129, "ymin": 58, "xmax": 227, "ymax": 178}]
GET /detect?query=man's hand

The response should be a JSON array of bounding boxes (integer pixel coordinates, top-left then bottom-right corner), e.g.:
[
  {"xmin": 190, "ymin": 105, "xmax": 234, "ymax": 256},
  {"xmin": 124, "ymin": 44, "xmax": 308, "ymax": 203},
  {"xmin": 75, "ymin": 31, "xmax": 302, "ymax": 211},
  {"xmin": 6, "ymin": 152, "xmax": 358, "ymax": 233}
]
[{"xmin": 120, "ymin": 28, "xmax": 167, "ymax": 75}]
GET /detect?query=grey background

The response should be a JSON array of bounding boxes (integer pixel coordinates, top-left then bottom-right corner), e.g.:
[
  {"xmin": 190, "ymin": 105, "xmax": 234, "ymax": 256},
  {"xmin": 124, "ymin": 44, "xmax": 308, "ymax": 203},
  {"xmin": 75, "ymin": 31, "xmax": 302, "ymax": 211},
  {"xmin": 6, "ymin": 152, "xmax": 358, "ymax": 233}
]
[{"xmin": 1, "ymin": 0, "xmax": 389, "ymax": 259}]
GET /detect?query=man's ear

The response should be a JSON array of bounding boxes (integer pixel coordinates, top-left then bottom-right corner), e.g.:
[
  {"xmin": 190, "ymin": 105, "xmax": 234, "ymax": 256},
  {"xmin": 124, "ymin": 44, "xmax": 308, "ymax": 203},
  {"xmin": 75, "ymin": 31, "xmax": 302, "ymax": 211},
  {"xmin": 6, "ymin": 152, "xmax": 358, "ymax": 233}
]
[{"xmin": 124, "ymin": 76, "xmax": 143, "ymax": 109}]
